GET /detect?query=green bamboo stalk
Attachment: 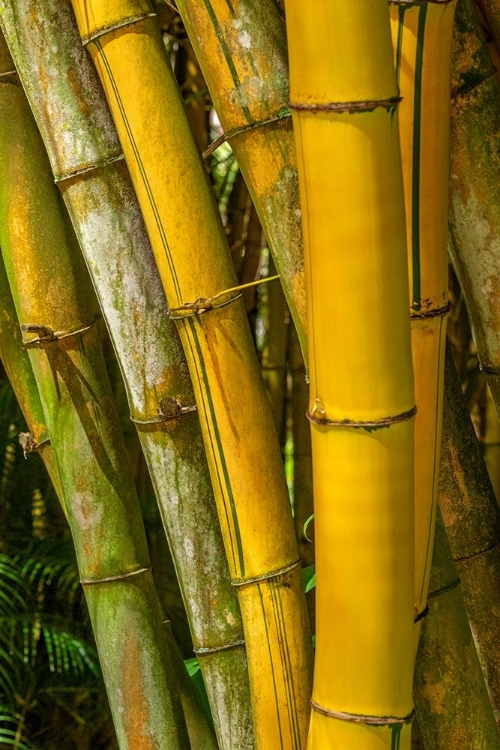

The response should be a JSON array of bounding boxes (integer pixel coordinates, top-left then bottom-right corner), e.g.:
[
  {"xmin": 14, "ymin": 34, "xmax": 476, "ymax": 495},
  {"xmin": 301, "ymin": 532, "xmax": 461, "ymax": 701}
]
[
  {"xmin": 439, "ymin": 346, "xmax": 500, "ymax": 723},
  {"xmin": 0, "ymin": 35, "xmax": 189, "ymax": 750},
  {"xmin": 449, "ymin": 0, "xmax": 500, "ymax": 411},
  {"xmin": 0, "ymin": 4, "xmax": 254, "ymax": 747},
  {"xmin": 70, "ymin": 2, "xmax": 313, "ymax": 747},
  {"xmin": 176, "ymin": 0, "xmax": 308, "ymax": 359},
  {"xmin": 0, "ymin": 253, "xmax": 62, "ymax": 501},
  {"xmin": 414, "ymin": 509, "xmax": 500, "ymax": 748}
]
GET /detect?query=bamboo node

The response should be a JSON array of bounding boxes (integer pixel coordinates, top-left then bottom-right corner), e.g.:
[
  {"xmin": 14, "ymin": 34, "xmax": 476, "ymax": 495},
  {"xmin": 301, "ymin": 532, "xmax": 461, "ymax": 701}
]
[
  {"xmin": 21, "ymin": 316, "xmax": 98, "ymax": 347},
  {"xmin": 167, "ymin": 275, "xmax": 281, "ymax": 320},
  {"xmin": 410, "ymin": 301, "xmax": 450, "ymax": 320},
  {"xmin": 18, "ymin": 432, "xmax": 50, "ymax": 458},
  {"xmin": 232, "ymin": 560, "xmax": 300, "ymax": 588},
  {"xmin": 54, "ymin": 153, "xmax": 125, "ymax": 184},
  {"xmin": 203, "ymin": 108, "xmax": 291, "ymax": 160},
  {"xmin": 289, "ymin": 97, "xmax": 401, "ymax": 114},
  {"xmin": 80, "ymin": 566, "xmax": 150, "ymax": 586},
  {"xmin": 307, "ymin": 403, "xmax": 417, "ymax": 430},
  {"xmin": 130, "ymin": 398, "xmax": 197, "ymax": 425},
  {"xmin": 194, "ymin": 636, "xmax": 246, "ymax": 656},
  {"xmin": 310, "ymin": 700, "xmax": 414, "ymax": 726},
  {"xmin": 479, "ymin": 363, "xmax": 500, "ymax": 376},
  {"xmin": 81, "ymin": 13, "xmax": 157, "ymax": 47}
]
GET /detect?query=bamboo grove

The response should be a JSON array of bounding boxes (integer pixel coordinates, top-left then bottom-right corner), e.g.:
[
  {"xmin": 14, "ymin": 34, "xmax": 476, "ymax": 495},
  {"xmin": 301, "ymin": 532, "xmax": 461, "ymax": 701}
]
[{"xmin": 1, "ymin": 0, "xmax": 500, "ymax": 748}]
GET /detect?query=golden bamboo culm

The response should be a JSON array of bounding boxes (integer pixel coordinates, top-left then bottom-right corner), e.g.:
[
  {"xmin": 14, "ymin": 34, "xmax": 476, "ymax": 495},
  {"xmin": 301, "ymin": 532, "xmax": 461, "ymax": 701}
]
[
  {"xmin": 286, "ymin": 1, "xmax": 415, "ymax": 748},
  {"xmin": 70, "ymin": 2, "xmax": 313, "ymax": 748},
  {"xmin": 389, "ymin": 0, "xmax": 456, "ymax": 649}
]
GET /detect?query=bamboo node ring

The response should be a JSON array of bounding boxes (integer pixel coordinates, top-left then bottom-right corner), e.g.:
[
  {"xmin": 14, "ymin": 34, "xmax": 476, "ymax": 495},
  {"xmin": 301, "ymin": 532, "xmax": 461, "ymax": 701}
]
[
  {"xmin": 194, "ymin": 636, "xmax": 246, "ymax": 656},
  {"xmin": 307, "ymin": 404, "xmax": 417, "ymax": 430},
  {"xmin": 80, "ymin": 566, "xmax": 150, "ymax": 586},
  {"xmin": 289, "ymin": 97, "xmax": 401, "ymax": 114},
  {"xmin": 54, "ymin": 153, "xmax": 125, "ymax": 184},
  {"xmin": 21, "ymin": 315, "xmax": 99, "ymax": 347},
  {"xmin": 232, "ymin": 560, "xmax": 300, "ymax": 587},
  {"xmin": 130, "ymin": 397, "xmax": 197, "ymax": 425},
  {"xmin": 81, "ymin": 13, "xmax": 157, "ymax": 46},
  {"xmin": 310, "ymin": 700, "xmax": 414, "ymax": 726},
  {"xmin": 410, "ymin": 301, "xmax": 450, "ymax": 320},
  {"xmin": 168, "ymin": 275, "xmax": 281, "ymax": 320},
  {"xmin": 203, "ymin": 108, "xmax": 291, "ymax": 160},
  {"xmin": 18, "ymin": 432, "xmax": 50, "ymax": 458}
]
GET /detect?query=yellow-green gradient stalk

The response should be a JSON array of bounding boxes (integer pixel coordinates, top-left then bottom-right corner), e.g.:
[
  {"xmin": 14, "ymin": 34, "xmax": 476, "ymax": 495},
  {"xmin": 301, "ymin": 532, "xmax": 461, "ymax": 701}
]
[
  {"xmin": 286, "ymin": 1, "xmax": 415, "ymax": 748},
  {"xmin": 70, "ymin": 2, "xmax": 313, "ymax": 748},
  {"xmin": 389, "ymin": 0, "xmax": 455, "ymax": 645}
]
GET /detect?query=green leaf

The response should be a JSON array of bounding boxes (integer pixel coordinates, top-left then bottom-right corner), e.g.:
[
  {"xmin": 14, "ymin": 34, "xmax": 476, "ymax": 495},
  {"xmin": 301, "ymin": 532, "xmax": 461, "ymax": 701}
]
[{"xmin": 301, "ymin": 564, "xmax": 316, "ymax": 593}]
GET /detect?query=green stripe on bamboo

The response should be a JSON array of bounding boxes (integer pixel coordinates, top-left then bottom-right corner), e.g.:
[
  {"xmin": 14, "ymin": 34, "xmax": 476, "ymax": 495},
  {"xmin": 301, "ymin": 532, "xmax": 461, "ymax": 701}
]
[
  {"xmin": 70, "ymin": 2, "xmax": 313, "ymax": 748},
  {"xmin": 0, "ymin": 3, "xmax": 253, "ymax": 746},
  {"xmin": 0, "ymin": 35, "xmax": 189, "ymax": 749}
]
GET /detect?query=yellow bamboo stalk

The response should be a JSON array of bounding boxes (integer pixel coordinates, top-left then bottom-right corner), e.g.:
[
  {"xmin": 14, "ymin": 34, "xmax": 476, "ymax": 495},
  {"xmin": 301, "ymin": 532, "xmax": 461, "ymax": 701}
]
[
  {"xmin": 389, "ymin": 0, "xmax": 456, "ymax": 645},
  {"xmin": 286, "ymin": 1, "xmax": 415, "ymax": 748},
  {"xmin": 70, "ymin": 2, "xmax": 312, "ymax": 748}
]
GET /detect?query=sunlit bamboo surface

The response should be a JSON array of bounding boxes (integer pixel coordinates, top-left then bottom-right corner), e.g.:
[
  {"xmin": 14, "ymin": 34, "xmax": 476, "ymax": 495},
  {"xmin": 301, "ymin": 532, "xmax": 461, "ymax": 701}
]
[
  {"xmin": 70, "ymin": 1, "xmax": 313, "ymax": 747},
  {"xmin": 286, "ymin": 0, "xmax": 415, "ymax": 747}
]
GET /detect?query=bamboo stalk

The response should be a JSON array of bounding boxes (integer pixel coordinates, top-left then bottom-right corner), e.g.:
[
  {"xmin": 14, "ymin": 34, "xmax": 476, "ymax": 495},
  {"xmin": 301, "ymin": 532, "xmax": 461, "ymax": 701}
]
[
  {"xmin": 482, "ymin": 385, "xmax": 500, "ymax": 500},
  {"xmin": 0, "ymin": 254, "xmax": 62, "ymax": 501},
  {"xmin": 448, "ymin": 0, "xmax": 500, "ymax": 411},
  {"xmin": 439, "ymin": 346, "xmax": 500, "ymax": 724},
  {"xmin": 0, "ymin": 34, "xmax": 189, "ymax": 749},
  {"xmin": 414, "ymin": 509, "xmax": 500, "ymax": 748},
  {"xmin": 389, "ymin": 0, "xmax": 455, "ymax": 644},
  {"xmin": 0, "ymin": 3, "xmax": 254, "ymax": 746},
  {"xmin": 286, "ymin": 1, "xmax": 415, "ymax": 748},
  {"xmin": 70, "ymin": 3, "xmax": 313, "ymax": 747},
  {"xmin": 175, "ymin": 0, "xmax": 308, "ymax": 359}
]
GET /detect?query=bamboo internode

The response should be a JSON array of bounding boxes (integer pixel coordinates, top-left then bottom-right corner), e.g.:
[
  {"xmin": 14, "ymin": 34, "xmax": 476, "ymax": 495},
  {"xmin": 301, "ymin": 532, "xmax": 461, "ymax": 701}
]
[
  {"xmin": 286, "ymin": 0, "xmax": 415, "ymax": 747},
  {"xmin": 70, "ymin": 1, "xmax": 313, "ymax": 747}
]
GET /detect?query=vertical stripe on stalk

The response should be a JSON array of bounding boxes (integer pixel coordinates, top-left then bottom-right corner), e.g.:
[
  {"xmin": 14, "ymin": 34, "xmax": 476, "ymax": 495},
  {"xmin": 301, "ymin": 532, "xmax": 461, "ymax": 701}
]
[
  {"xmin": 257, "ymin": 582, "xmax": 284, "ymax": 750},
  {"xmin": 186, "ymin": 317, "xmax": 245, "ymax": 576},
  {"xmin": 395, "ymin": 6, "xmax": 406, "ymax": 85},
  {"xmin": 200, "ymin": 0, "xmax": 252, "ymax": 121},
  {"xmin": 270, "ymin": 580, "xmax": 301, "ymax": 748},
  {"xmin": 411, "ymin": 3, "xmax": 428, "ymax": 311},
  {"xmin": 94, "ymin": 39, "xmax": 182, "ymax": 304},
  {"xmin": 418, "ymin": 314, "xmax": 445, "ymax": 603}
]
